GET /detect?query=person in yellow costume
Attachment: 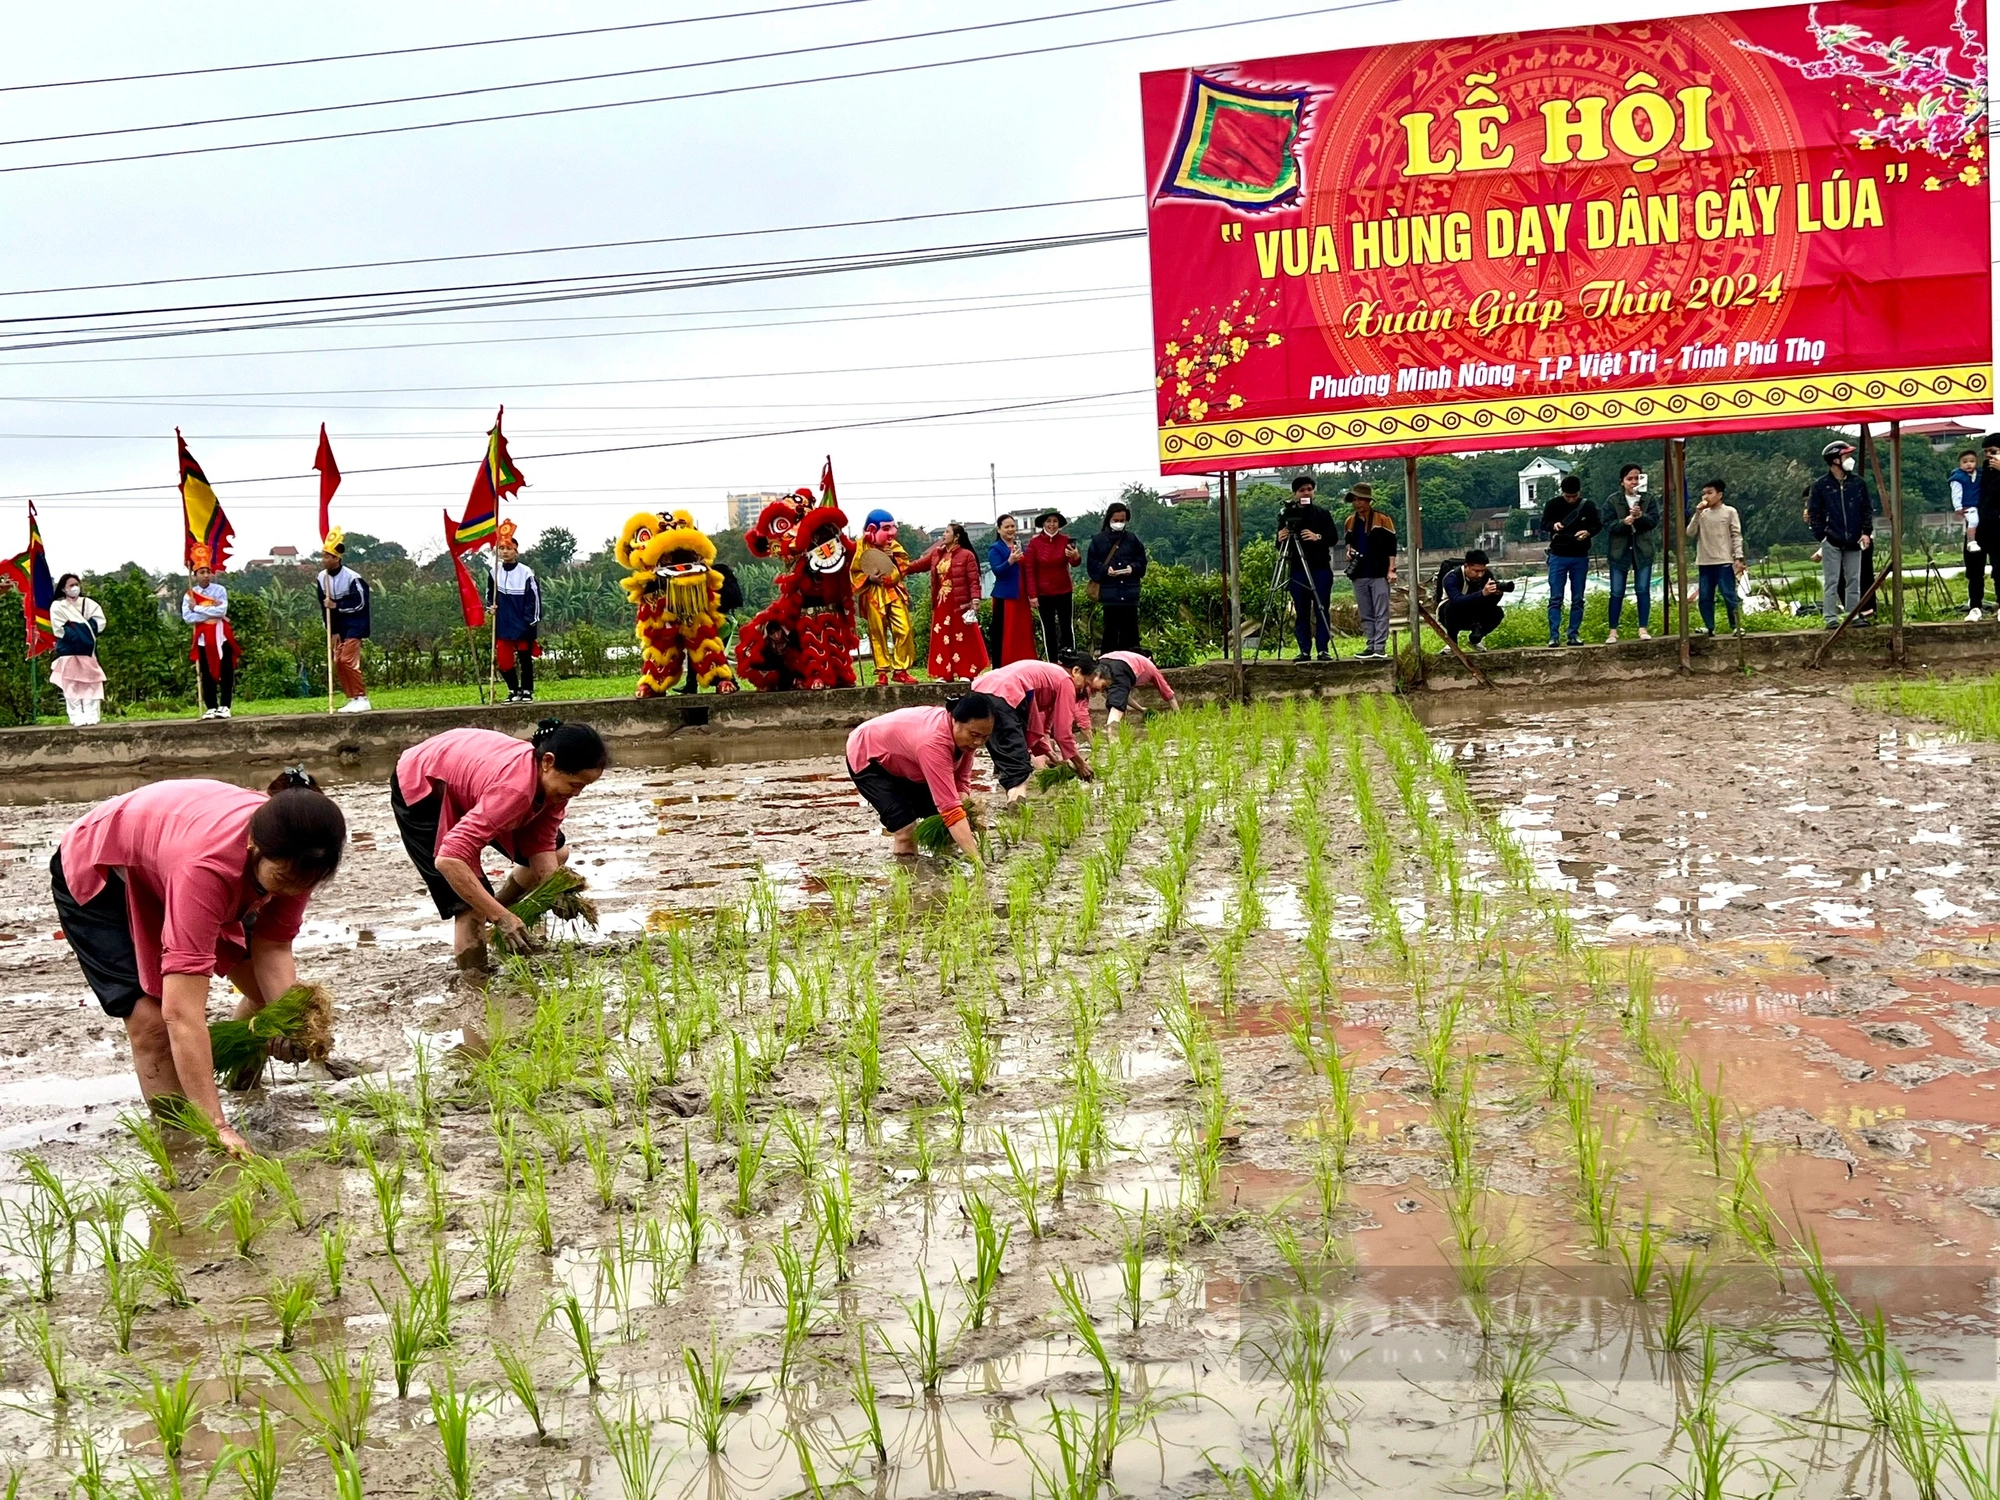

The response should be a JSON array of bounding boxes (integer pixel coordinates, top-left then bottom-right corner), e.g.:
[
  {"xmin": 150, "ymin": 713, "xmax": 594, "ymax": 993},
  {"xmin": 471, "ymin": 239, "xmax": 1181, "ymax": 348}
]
[{"xmin": 853, "ymin": 508, "xmax": 917, "ymax": 685}]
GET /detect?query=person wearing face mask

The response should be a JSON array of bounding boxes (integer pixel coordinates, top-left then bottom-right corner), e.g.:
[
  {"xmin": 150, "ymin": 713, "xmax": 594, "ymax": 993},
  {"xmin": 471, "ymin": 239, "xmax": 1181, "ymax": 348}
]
[
  {"xmin": 50, "ymin": 767, "xmax": 348, "ymax": 1158},
  {"xmin": 48, "ymin": 573, "xmax": 107, "ymax": 726},
  {"xmin": 1087, "ymin": 502, "xmax": 1148, "ymax": 653},
  {"xmin": 1807, "ymin": 440, "xmax": 1874, "ymax": 628},
  {"xmin": 392, "ymin": 719, "xmax": 610, "ymax": 973}
]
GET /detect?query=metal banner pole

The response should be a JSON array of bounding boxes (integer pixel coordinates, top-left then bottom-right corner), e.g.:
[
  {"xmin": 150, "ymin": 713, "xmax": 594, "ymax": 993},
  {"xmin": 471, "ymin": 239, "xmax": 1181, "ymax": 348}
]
[
  {"xmin": 1889, "ymin": 420, "xmax": 1906, "ymax": 663},
  {"xmin": 1403, "ymin": 454, "xmax": 1425, "ymax": 685},
  {"xmin": 1225, "ymin": 471, "xmax": 1244, "ymax": 703},
  {"xmin": 1670, "ymin": 439, "xmax": 1692, "ymax": 671}
]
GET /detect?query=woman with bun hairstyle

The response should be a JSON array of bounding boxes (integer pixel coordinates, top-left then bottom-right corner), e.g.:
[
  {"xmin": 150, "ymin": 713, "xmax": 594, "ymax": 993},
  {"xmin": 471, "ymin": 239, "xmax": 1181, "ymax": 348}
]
[
  {"xmin": 392, "ymin": 719, "xmax": 610, "ymax": 968},
  {"xmin": 845, "ymin": 693, "xmax": 996, "ymax": 862},
  {"xmin": 50, "ymin": 768, "xmax": 348, "ymax": 1157}
]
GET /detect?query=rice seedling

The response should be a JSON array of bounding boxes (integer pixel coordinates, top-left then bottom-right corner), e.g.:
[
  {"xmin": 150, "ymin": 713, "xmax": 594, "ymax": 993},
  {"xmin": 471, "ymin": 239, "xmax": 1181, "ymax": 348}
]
[
  {"xmin": 415, "ymin": 1131, "xmax": 451, "ymax": 1234},
  {"xmin": 682, "ymin": 1330, "xmax": 746, "ymax": 1453},
  {"xmin": 137, "ymin": 1244, "xmax": 193, "ymax": 1309},
  {"xmin": 598, "ymin": 1394, "xmax": 671, "ymax": 1500},
  {"xmin": 15, "ymin": 1308, "xmax": 67, "ymax": 1401},
  {"xmin": 1007, "ymin": 1400, "xmax": 1115, "ymax": 1500},
  {"xmin": 912, "ymin": 1046, "xmax": 970, "ymax": 1142},
  {"xmin": 1562, "ymin": 1074, "xmax": 1621, "ymax": 1253},
  {"xmin": 72, "ymin": 1434, "xmax": 108, "ymax": 1500},
  {"xmin": 961, "ymin": 1190, "xmax": 1011, "ymax": 1330},
  {"xmin": 103, "ymin": 1259, "xmax": 144, "ymax": 1354},
  {"xmin": 520, "ymin": 1148, "xmax": 555, "ymax": 1255},
  {"xmin": 5, "ymin": 1196, "xmax": 62, "ymax": 1302},
  {"xmin": 1251, "ymin": 1297, "xmax": 1343, "ymax": 1439},
  {"xmin": 322, "ymin": 1440, "xmax": 365, "ymax": 1500},
  {"xmin": 1799, "ymin": 1240, "xmax": 1897, "ymax": 1429},
  {"xmin": 120, "ymin": 1111, "xmax": 179, "ymax": 1187},
  {"xmin": 493, "ymin": 1341, "xmax": 549, "ymax": 1443},
  {"xmin": 730, "ymin": 1114, "xmax": 770, "ymax": 1218},
  {"xmin": 888, "ymin": 1267, "xmax": 956, "ymax": 1395},
  {"xmin": 204, "ymin": 1174, "xmax": 272, "ymax": 1258},
  {"xmin": 671, "ymin": 1132, "xmax": 710, "ymax": 1268},
  {"xmin": 909, "ymin": 1108, "xmax": 937, "ymax": 1182},
  {"xmin": 253, "ymin": 1272, "xmax": 320, "ymax": 1352},
  {"xmin": 119, "ymin": 1168, "xmax": 183, "ymax": 1235},
  {"xmin": 357, "ymin": 1137, "xmax": 406, "ymax": 1257},
  {"xmin": 319, "ymin": 1220, "xmax": 351, "ymax": 1298},
  {"xmin": 547, "ymin": 1290, "xmax": 602, "ymax": 1389},
  {"xmin": 428, "ymin": 1362, "xmax": 484, "ymax": 1500},
  {"xmin": 850, "ymin": 1329, "xmax": 888, "ymax": 1462},
  {"xmin": 219, "ymin": 1403, "xmax": 283, "ymax": 1500},
  {"xmin": 1049, "ymin": 1265, "xmax": 1127, "ymax": 1469},
  {"xmin": 1615, "ymin": 1209, "xmax": 1661, "ymax": 1300},
  {"xmin": 124, "ymin": 1363, "xmax": 202, "ymax": 1464},
  {"xmin": 998, "ymin": 1127, "xmax": 1048, "ymax": 1240},
  {"xmin": 241, "ymin": 1153, "xmax": 310, "ymax": 1232},
  {"xmin": 1944, "ymin": 1402, "xmax": 2000, "ymax": 1500},
  {"xmin": 376, "ymin": 1285, "xmax": 430, "ymax": 1400},
  {"xmin": 474, "ymin": 1197, "xmax": 522, "ymax": 1302},
  {"xmin": 1655, "ymin": 1258, "xmax": 1716, "ymax": 1356}
]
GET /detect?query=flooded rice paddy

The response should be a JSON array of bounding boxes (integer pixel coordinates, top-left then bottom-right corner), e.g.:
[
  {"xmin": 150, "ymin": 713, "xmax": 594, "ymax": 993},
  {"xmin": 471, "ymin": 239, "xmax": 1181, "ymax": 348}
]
[{"xmin": 0, "ymin": 683, "xmax": 1992, "ymax": 1498}]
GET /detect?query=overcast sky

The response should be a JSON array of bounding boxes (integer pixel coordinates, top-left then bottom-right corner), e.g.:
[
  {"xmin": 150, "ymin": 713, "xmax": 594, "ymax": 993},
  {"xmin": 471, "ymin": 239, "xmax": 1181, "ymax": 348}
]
[{"xmin": 0, "ymin": 0, "xmax": 1988, "ymax": 573}]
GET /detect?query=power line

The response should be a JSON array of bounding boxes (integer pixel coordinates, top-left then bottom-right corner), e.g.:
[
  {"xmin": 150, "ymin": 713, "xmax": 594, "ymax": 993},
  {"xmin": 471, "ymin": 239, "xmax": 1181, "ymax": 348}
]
[
  {"xmin": 0, "ymin": 0, "xmax": 887, "ymax": 94},
  {"xmin": 0, "ymin": 286, "xmax": 1149, "ymax": 369},
  {"xmin": 0, "ymin": 229, "xmax": 1145, "ymax": 344},
  {"xmin": 0, "ymin": 1, "xmax": 1397, "ymax": 175},
  {"xmin": 0, "ymin": 389, "xmax": 1152, "ymax": 500},
  {"xmin": 0, "ymin": 194, "xmax": 1139, "ymax": 300},
  {"xmin": 0, "ymin": 345, "xmax": 1152, "ymax": 406},
  {"xmin": 0, "ymin": 0, "xmax": 1185, "ymax": 151}
]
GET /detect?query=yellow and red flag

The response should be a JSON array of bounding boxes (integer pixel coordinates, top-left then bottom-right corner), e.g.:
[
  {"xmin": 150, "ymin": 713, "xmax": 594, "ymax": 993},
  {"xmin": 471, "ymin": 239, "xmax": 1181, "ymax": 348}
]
[
  {"xmin": 443, "ymin": 408, "xmax": 525, "ymax": 627},
  {"xmin": 177, "ymin": 430, "xmax": 233, "ymax": 572}
]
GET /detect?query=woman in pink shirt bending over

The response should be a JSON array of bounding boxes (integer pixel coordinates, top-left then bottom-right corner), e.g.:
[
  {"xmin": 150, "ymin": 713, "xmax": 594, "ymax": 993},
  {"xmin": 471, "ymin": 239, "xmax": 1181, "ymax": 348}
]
[
  {"xmin": 845, "ymin": 695, "xmax": 997, "ymax": 862},
  {"xmin": 973, "ymin": 655, "xmax": 1097, "ymax": 803},
  {"xmin": 1094, "ymin": 649, "xmax": 1177, "ymax": 724},
  {"xmin": 51, "ymin": 769, "xmax": 348, "ymax": 1157},
  {"xmin": 392, "ymin": 719, "xmax": 608, "ymax": 969}
]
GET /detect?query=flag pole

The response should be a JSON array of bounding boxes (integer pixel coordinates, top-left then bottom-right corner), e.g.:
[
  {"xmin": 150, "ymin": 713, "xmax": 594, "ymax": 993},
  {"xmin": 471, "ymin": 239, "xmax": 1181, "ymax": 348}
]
[{"xmin": 325, "ymin": 606, "xmax": 335, "ymax": 714}]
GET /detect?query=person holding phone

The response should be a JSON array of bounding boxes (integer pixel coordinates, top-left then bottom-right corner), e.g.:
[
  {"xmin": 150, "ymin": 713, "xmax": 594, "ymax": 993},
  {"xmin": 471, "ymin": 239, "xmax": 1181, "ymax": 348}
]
[
  {"xmin": 1541, "ymin": 474, "xmax": 1598, "ymax": 646},
  {"xmin": 1604, "ymin": 463, "xmax": 1659, "ymax": 643}
]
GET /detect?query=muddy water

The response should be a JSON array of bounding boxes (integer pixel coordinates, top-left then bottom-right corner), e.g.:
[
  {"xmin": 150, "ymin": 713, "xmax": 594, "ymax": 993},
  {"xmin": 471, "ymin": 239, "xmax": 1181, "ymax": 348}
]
[{"xmin": 0, "ymin": 683, "xmax": 1991, "ymax": 1499}]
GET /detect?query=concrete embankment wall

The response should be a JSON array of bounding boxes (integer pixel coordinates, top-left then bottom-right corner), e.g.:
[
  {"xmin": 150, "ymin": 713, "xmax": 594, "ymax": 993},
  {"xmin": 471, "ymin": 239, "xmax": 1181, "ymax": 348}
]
[{"xmin": 0, "ymin": 620, "xmax": 1992, "ymax": 803}]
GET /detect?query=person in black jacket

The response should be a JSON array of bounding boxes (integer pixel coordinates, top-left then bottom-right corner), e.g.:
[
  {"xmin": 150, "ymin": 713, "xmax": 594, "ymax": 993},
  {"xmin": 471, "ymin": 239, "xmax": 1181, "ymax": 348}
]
[
  {"xmin": 1541, "ymin": 474, "xmax": 1598, "ymax": 646},
  {"xmin": 1974, "ymin": 433, "xmax": 2000, "ymax": 620},
  {"xmin": 1086, "ymin": 502, "xmax": 1147, "ymax": 653},
  {"xmin": 1276, "ymin": 474, "xmax": 1337, "ymax": 661},
  {"xmin": 316, "ymin": 530, "xmax": 372, "ymax": 712},
  {"xmin": 1807, "ymin": 440, "xmax": 1874, "ymax": 627},
  {"xmin": 1440, "ymin": 549, "xmax": 1509, "ymax": 647},
  {"xmin": 1342, "ymin": 482, "xmax": 1398, "ymax": 656}
]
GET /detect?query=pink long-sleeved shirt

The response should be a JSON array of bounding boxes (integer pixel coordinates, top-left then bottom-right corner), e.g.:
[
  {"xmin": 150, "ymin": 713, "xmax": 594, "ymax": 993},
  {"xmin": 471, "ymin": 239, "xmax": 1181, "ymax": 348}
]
[
  {"xmin": 845, "ymin": 706, "xmax": 976, "ymax": 821},
  {"xmin": 59, "ymin": 780, "xmax": 311, "ymax": 997},
  {"xmin": 1099, "ymin": 650, "xmax": 1175, "ymax": 710},
  {"xmin": 396, "ymin": 728, "xmax": 568, "ymax": 866},
  {"xmin": 973, "ymin": 659, "xmax": 1081, "ymax": 762}
]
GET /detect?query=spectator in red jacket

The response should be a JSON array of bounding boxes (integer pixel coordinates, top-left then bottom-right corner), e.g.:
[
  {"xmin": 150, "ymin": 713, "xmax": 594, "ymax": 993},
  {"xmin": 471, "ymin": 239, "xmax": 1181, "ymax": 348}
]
[{"xmin": 1023, "ymin": 511, "xmax": 1081, "ymax": 660}]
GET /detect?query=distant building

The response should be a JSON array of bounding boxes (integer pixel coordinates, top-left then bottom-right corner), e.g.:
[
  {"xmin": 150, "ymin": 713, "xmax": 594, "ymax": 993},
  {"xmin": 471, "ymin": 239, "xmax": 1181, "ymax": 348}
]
[
  {"xmin": 1517, "ymin": 455, "xmax": 1573, "ymax": 509},
  {"xmin": 244, "ymin": 545, "xmax": 304, "ymax": 570},
  {"xmin": 726, "ymin": 491, "xmax": 789, "ymax": 529},
  {"xmin": 1161, "ymin": 484, "xmax": 1212, "ymax": 506},
  {"xmin": 1900, "ymin": 418, "xmax": 1986, "ymax": 451}
]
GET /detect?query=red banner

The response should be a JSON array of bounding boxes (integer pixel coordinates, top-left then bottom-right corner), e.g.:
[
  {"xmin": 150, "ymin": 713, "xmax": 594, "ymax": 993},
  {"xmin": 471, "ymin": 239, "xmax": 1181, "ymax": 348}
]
[{"xmin": 1141, "ymin": 1, "xmax": 1992, "ymax": 473}]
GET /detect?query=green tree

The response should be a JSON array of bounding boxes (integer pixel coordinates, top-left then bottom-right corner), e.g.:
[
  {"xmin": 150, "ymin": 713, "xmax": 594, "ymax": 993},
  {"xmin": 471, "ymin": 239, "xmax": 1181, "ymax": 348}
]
[
  {"xmin": 528, "ymin": 526, "xmax": 577, "ymax": 574},
  {"xmin": 90, "ymin": 569, "xmax": 192, "ymax": 713}
]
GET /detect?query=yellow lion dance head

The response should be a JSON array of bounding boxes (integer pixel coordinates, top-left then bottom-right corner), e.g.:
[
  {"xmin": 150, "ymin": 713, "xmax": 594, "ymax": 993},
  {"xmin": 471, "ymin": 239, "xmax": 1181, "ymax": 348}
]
[{"xmin": 618, "ymin": 509, "xmax": 720, "ymax": 620}]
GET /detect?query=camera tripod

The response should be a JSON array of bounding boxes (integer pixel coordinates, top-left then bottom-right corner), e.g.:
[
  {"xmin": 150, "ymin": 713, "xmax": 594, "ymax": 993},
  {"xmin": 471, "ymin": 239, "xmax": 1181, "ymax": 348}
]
[{"xmin": 1253, "ymin": 527, "xmax": 1338, "ymax": 663}]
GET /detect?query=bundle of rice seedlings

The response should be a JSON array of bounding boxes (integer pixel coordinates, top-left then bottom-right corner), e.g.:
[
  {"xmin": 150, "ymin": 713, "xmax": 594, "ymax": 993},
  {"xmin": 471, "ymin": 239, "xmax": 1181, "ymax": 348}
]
[
  {"xmin": 913, "ymin": 796, "xmax": 986, "ymax": 854},
  {"xmin": 211, "ymin": 984, "xmax": 335, "ymax": 1089},
  {"xmin": 1034, "ymin": 764, "xmax": 1079, "ymax": 792},
  {"xmin": 508, "ymin": 868, "xmax": 600, "ymax": 929}
]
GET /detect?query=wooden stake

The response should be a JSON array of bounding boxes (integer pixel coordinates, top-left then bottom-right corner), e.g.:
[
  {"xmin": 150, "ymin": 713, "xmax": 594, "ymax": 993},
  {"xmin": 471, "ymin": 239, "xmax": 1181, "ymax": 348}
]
[{"xmin": 1403, "ymin": 454, "xmax": 1425, "ymax": 684}]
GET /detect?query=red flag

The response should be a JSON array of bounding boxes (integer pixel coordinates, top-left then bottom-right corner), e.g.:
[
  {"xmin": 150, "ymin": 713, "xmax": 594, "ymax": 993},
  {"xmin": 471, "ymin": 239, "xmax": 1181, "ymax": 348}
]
[
  {"xmin": 313, "ymin": 424, "xmax": 341, "ymax": 542},
  {"xmin": 819, "ymin": 455, "xmax": 837, "ymax": 509},
  {"xmin": 443, "ymin": 409, "xmax": 523, "ymax": 628}
]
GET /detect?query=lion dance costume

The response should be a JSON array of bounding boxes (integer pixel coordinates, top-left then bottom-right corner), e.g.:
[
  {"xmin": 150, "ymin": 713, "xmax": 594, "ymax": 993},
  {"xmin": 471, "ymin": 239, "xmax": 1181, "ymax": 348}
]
[
  {"xmin": 617, "ymin": 509, "xmax": 738, "ymax": 696},
  {"xmin": 735, "ymin": 466, "xmax": 860, "ymax": 691},
  {"xmin": 853, "ymin": 508, "xmax": 917, "ymax": 685}
]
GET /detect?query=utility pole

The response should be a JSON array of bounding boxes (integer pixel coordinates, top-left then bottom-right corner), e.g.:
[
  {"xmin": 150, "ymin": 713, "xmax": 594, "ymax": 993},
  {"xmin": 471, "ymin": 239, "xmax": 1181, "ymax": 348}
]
[{"xmin": 990, "ymin": 463, "xmax": 998, "ymax": 524}]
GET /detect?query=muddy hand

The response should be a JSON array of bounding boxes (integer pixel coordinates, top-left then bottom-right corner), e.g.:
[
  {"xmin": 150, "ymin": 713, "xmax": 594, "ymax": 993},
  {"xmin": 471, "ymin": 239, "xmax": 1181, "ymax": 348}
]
[{"xmin": 217, "ymin": 1123, "xmax": 256, "ymax": 1160}]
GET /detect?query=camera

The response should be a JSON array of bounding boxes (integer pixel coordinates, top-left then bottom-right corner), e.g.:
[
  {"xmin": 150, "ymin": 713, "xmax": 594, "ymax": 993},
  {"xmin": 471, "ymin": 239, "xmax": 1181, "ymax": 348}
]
[{"xmin": 1491, "ymin": 579, "xmax": 1516, "ymax": 594}]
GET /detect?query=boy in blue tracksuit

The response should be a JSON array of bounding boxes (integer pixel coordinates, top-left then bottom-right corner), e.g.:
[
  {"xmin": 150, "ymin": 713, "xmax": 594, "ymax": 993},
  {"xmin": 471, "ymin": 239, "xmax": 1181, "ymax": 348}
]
[
  {"xmin": 488, "ymin": 521, "xmax": 543, "ymax": 702},
  {"xmin": 1953, "ymin": 446, "xmax": 1987, "ymax": 618}
]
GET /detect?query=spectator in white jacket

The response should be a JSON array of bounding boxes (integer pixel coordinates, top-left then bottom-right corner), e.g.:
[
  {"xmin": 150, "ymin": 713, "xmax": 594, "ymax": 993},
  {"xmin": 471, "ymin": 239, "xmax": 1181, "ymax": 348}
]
[{"xmin": 49, "ymin": 574, "xmax": 107, "ymax": 725}]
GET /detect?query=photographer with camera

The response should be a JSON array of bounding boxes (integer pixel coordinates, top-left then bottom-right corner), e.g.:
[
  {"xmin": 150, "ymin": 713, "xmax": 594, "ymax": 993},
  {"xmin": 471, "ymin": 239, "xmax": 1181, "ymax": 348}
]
[
  {"xmin": 1439, "ymin": 549, "xmax": 1511, "ymax": 648},
  {"xmin": 1275, "ymin": 474, "xmax": 1337, "ymax": 662}
]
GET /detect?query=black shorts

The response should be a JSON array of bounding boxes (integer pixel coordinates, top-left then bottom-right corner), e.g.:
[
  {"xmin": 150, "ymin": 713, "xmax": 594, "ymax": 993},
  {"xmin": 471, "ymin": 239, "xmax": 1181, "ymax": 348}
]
[
  {"xmin": 848, "ymin": 759, "xmax": 938, "ymax": 833},
  {"xmin": 391, "ymin": 775, "xmax": 565, "ymax": 921},
  {"xmin": 49, "ymin": 850, "xmax": 146, "ymax": 1019},
  {"xmin": 984, "ymin": 691, "xmax": 1035, "ymax": 791}
]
